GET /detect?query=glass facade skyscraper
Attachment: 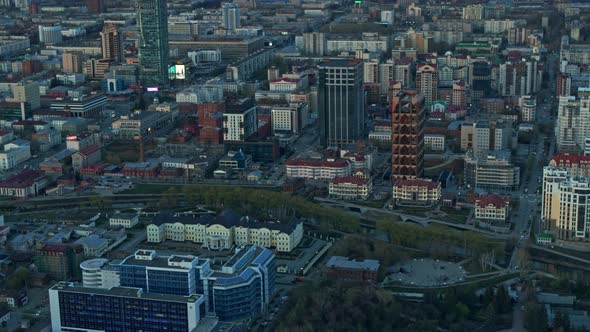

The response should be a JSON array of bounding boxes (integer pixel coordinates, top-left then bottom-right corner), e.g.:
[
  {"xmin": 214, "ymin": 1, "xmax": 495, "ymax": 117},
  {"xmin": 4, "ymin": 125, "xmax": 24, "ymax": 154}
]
[
  {"xmin": 136, "ymin": 0, "xmax": 169, "ymax": 85},
  {"xmin": 318, "ymin": 59, "xmax": 365, "ymax": 146}
]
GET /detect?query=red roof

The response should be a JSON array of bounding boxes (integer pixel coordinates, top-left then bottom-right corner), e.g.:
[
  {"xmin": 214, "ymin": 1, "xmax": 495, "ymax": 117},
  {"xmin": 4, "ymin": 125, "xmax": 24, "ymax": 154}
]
[
  {"xmin": 331, "ymin": 176, "xmax": 369, "ymax": 185},
  {"xmin": 285, "ymin": 159, "xmax": 350, "ymax": 168},
  {"xmin": 0, "ymin": 170, "xmax": 45, "ymax": 189},
  {"xmin": 476, "ymin": 194, "xmax": 509, "ymax": 209},
  {"xmin": 394, "ymin": 179, "xmax": 439, "ymax": 189},
  {"xmin": 38, "ymin": 243, "xmax": 82, "ymax": 254},
  {"xmin": 551, "ymin": 153, "xmax": 590, "ymax": 166},
  {"xmin": 76, "ymin": 144, "xmax": 101, "ymax": 157},
  {"xmin": 0, "ymin": 130, "xmax": 12, "ymax": 136},
  {"xmin": 81, "ymin": 162, "xmax": 109, "ymax": 170}
]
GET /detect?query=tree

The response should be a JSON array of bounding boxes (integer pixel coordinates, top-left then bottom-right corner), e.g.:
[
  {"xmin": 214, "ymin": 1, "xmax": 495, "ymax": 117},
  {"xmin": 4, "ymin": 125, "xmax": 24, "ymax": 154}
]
[
  {"xmin": 525, "ymin": 302, "xmax": 548, "ymax": 332},
  {"xmin": 5, "ymin": 267, "xmax": 30, "ymax": 290},
  {"xmin": 554, "ymin": 311, "xmax": 571, "ymax": 332}
]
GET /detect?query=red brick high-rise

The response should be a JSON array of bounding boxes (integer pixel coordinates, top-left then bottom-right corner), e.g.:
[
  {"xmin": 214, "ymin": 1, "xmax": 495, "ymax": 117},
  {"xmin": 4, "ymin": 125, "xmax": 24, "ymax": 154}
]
[{"xmin": 391, "ymin": 91, "xmax": 425, "ymax": 181}]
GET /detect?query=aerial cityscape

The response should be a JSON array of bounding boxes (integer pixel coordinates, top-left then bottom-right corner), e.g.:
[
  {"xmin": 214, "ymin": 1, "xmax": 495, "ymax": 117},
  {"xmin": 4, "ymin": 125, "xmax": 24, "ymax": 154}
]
[{"xmin": 0, "ymin": 0, "xmax": 589, "ymax": 331}]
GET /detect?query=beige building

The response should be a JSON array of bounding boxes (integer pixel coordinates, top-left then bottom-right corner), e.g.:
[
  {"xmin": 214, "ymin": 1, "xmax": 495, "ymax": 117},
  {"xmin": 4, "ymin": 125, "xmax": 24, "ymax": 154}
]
[
  {"xmin": 424, "ymin": 134, "xmax": 445, "ymax": 152},
  {"xmin": 62, "ymin": 52, "xmax": 83, "ymax": 73},
  {"xmin": 392, "ymin": 179, "xmax": 441, "ymax": 204},
  {"xmin": 329, "ymin": 173, "xmax": 373, "ymax": 200},
  {"xmin": 475, "ymin": 194, "xmax": 510, "ymax": 223},
  {"xmin": 146, "ymin": 212, "xmax": 304, "ymax": 252},
  {"xmin": 109, "ymin": 213, "xmax": 139, "ymax": 229}
]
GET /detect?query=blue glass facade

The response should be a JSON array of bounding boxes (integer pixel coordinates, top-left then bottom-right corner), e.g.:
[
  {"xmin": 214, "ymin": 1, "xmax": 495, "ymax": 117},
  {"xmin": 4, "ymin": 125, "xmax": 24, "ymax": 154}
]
[
  {"xmin": 147, "ymin": 269, "xmax": 195, "ymax": 296},
  {"xmin": 119, "ymin": 265, "xmax": 147, "ymax": 290},
  {"xmin": 213, "ymin": 276, "xmax": 262, "ymax": 321},
  {"xmin": 57, "ymin": 290, "xmax": 193, "ymax": 332}
]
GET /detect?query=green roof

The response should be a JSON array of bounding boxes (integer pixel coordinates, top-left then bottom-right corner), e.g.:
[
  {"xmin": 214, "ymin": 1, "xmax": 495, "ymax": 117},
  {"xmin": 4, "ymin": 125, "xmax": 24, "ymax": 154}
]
[{"xmin": 536, "ymin": 233, "xmax": 553, "ymax": 239}]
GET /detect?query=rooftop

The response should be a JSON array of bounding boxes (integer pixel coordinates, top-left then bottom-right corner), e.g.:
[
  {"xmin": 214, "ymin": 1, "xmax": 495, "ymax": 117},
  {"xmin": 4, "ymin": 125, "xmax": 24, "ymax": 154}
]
[
  {"xmin": 325, "ymin": 256, "xmax": 380, "ymax": 271},
  {"xmin": 394, "ymin": 179, "xmax": 439, "ymax": 190},
  {"xmin": 0, "ymin": 170, "xmax": 45, "ymax": 189},
  {"xmin": 476, "ymin": 194, "xmax": 509, "ymax": 209},
  {"xmin": 51, "ymin": 283, "xmax": 202, "ymax": 303}
]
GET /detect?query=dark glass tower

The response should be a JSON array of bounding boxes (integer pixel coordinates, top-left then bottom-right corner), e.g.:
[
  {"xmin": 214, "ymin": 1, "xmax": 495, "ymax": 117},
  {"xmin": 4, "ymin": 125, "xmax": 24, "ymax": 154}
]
[
  {"xmin": 318, "ymin": 59, "xmax": 364, "ymax": 146},
  {"xmin": 136, "ymin": 0, "xmax": 169, "ymax": 85}
]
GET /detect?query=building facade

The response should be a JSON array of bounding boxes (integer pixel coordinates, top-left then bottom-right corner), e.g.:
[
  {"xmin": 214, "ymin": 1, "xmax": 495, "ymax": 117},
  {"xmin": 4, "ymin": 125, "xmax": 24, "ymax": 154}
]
[
  {"xmin": 391, "ymin": 91, "xmax": 425, "ymax": 181},
  {"xmin": 137, "ymin": 0, "xmax": 169, "ymax": 85},
  {"xmin": 392, "ymin": 179, "xmax": 441, "ymax": 204},
  {"xmin": 475, "ymin": 194, "xmax": 510, "ymax": 223},
  {"xmin": 318, "ymin": 60, "xmax": 364, "ymax": 146}
]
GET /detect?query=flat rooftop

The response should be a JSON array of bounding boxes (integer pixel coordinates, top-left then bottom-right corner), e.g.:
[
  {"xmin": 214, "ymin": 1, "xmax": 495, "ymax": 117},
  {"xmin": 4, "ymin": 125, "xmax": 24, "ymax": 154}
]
[{"xmin": 51, "ymin": 283, "xmax": 202, "ymax": 303}]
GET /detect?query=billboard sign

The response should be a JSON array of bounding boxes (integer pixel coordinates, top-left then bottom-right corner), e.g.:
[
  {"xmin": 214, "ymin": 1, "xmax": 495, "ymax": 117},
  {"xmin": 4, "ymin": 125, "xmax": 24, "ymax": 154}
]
[
  {"xmin": 147, "ymin": 87, "xmax": 159, "ymax": 92},
  {"xmin": 175, "ymin": 64, "xmax": 185, "ymax": 80}
]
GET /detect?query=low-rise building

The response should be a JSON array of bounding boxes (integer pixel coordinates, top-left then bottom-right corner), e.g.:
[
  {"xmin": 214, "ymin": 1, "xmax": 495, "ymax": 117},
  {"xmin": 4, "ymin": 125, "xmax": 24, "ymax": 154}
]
[
  {"xmin": 109, "ymin": 213, "xmax": 139, "ymax": 229},
  {"xmin": 475, "ymin": 194, "xmax": 510, "ymax": 223},
  {"xmin": 71, "ymin": 144, "xmax": 102, "ymax": 172},
  {"xmin": 218, "ymin": 150, "xmax": 251, "ymax": 170},
  {"xmin": 424, "ymin": 134, "xmax": 445, "ymax": 152},
  {"xmin": 325, "ymin": 256, "xmax": 380, "ymax": 283},
  {"xmin": 146, "ymin": 211, "xmax": 303, "ymax": 252},
  {"xmin": 0, "ymin": 170, "xmax": 48, "ymax": 198},
  {"xmin": 392, "ymin": 179, "xmax": 441, "ymax": 205},
  {"xmin": 74, "ymin": 235, "xmax": 109, "ymax": 257},
  {"xmin": 285, "ymin": 158, "xmax": 352, "ymax": 180},
  {"xmin": 329, "ymin": 175, "xmax": 373, "ymax": 200}
]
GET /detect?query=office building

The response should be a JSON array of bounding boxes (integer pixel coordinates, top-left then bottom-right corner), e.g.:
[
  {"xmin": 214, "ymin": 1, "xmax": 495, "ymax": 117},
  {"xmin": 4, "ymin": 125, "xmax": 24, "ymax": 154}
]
[
  {"xmin": 137, "ymin": 0, "xmax": 169, "ymax": 85},
  {"xmin": 223, "ymin": 98, "xmax": 257, "ymax": 142},
  {"xmin": 222, "ymin": 2, "xmax": 240, "ymax": 32},
  {"xmin": 271, "ymin": 103, "xmax": 307, "ymax": 134},
  {"xmin": 541, "ymin": 167, "xmax": 590, "ymax": 241},
  {"xmin": 461, "ymin": 120, "xmax": 512, "ymax": 157},
  {"xmin": 49, "ymin": 283, "xmax": 204, "ymax": 332},
  {"xmin": 318, "ymin": 59, "xmax": 364, "ymax": 146},
  {"xmin": 464, "ymin": 150, "xmax": 520, "ymax": 191},
  {"xmin": 0, "ymin": 170, "xmax": 47, "ymax": 198},
  {"xmin": 100, "ymin": 24, "xmax": 124, "ymax": 63},
  {"xmin": 391, "ymin": 91, "xmax": 425, "ymax": 181},
  {"xmin": 35, "ymin": 244, "xmax": 84, "ymax": 280},
  {"xmin": 38, "ymin": 25, "xmax": 63, "ymax": 45},
  {"xmin": 89, "ymin": 245, "xmax": 275, "ymax": 321},
  {"xmin": 416, "ymin": 64, "xmax": 438, "ymax": 105},
  {"xmin": 146, "ymin": 211, "xmax": 303, "ymax": 252},
  {"xmin": 5, "ymin": 82, "xmax": 40, "ymax": 110},
  {"xmin": 62, "ymin": 52, "xmax": 83, "ymax": 74}
]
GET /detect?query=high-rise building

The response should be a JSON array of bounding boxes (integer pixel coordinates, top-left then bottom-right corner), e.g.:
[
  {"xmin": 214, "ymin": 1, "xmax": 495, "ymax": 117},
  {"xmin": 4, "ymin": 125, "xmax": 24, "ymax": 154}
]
[
  {"xmin": 451, "ymin": 81, "xmax": 468, "ymax": 107},
  {"xmin": 497, "ymin": 58, "xmax": 541, "ymax": 97},
  {"xmin": 462, "ymin": 4, "xmax": 484, "ymax": 20},
  {"xmin": 391, "ymin": 91, "xmax": 425, "ymax": 181},
  {"xmin": 542, "ymin": 166, "xmax": 590, "ymax": 241},
  {"xmin": 62, "ymin": 52, "xmax": 83, "ymax": 74},
  {"xmin": 416, "ymin": 64, "xmax": 438, "ymax": 105},
  {"xmin": 137, "ymin": 0, "xmax": 169, "ymax": 85},
  {"xmin": 100, "ymin": 24, "xmax": 124, "ymax": 63},
  {"xmin": 223, "ymin": 98, "xmax": 257, "ymax": 142},
  {"xmin": 86, "ymin": 0, "xmax": 105, "ymax": 14},
  {"xmin": 6, "ymin": 82, "xmax": 40, "ymax": 110},
  {"xmin": 38, "ymin": 25, "xmax": 63, "ymax": 45},
  {"xmin": 318, "ymin": 59, "xmax": 364, "ymax": 146},
  {"xmin": 519, "ymin": 95, "xmax": 536, "ymax": 122},
  {"xmin": 221, "ymin": 1, "xmax": 240, "ymax": 32},
  {"xmin": 557, "ymin": 95, "xmax": 590, "ymax": 153},
  {"xmin": 556, "ymin": 72, "xmax": 572, "ymax": 97},
  {"xmin": 302, "ymin": 32, "xmax": 326, "ymax": 56}
]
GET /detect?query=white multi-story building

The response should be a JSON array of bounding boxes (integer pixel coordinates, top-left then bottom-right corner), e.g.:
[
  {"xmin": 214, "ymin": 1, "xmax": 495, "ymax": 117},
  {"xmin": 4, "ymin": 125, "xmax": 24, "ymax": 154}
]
[
  {"xmin": 146, "ymin": 212, "xmax": 303, "ymax": 252},
  {"xmin": 424, "ymin": 134, "xmax": 445, "ymax": 152},
  {"xmin": 175, "ymin": 86, "xmax": 223, "ymax": 104},
  {"xmin": 484, "ymin": 19, "xmax": 515, "ymax": 34},
  {"xmin": 519, "ymin": 95, "xmax": 536, "ymax": 122},
  {"xmin": 542, "ymin": 166, "xmax": 590, "ymax": 241},
  {"xmin": 223, "ymin": 98, "xmax": 257, "ymax": 142},
  {"xmin": 475, "ymin": 194, "xmax": 510, "ymax": 223},
  {"xmin": 392, "ymin": 179, "xmax": 441, "ymax": 204},
  {"xmin": 271, "ymin": 103, "xmax": 307, "ymax": 134},
  {"xmin": 557, "ymin": 95, "xmax": 590, "ymax": 153},
  {"xmin": 0, "ymin": 140, "xmax": 30, "ymax": 170},
  {"xmin": 462, "ymin": 4, "xmax": 484, "ymax": 20},
  {"xmin": 329, "ymin": 175, "xmax": 373, "ymax": 200},
  {"xmin": 285, "ymin": 158, "xmax": 352, "ymax": 180},
  {"xmin": 221, "ymin": 1, "xmax": 240, "ymax": 31},
  {"xmin": 109, "ymin": 213, "xmax": 140, "ymax": 229},
  {"xmin": 38, "ymin": 25, "xmax": 63, "ymax": 44}
]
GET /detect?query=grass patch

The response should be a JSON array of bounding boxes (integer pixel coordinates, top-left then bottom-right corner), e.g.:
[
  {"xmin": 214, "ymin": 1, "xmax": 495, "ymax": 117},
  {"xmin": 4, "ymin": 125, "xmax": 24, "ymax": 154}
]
[{"xmin": 362, "ymin": 210, "xmax": 401, "ymax": 222}]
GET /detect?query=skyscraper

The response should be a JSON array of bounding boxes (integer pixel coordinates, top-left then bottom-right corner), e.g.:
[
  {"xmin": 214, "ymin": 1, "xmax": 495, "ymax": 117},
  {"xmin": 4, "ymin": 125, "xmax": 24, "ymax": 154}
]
[
  {"xmin": 416, "ymin": 63, "xmax": 438, "ymax": 105},
  {"xmin": 318, "ymin": 59, "xmax": 364, "ymax": 146},
  {"xmin": 137, "ymin": 0, "xmax": 169, "ymax": 85},
  {"xmin": 391, "ymin": 91, "xmax": 425, "ymax": 181},
  {"xmin": 222, "ymin": 2, "xmax": 240, "ymax": 32},
  {"xmin": 302, "ymin": 32, "xmax": 326, "ymax": 56},
  {"xmin": 100, "ymin": 24, "xmax": 124, "ymax": 63}
]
